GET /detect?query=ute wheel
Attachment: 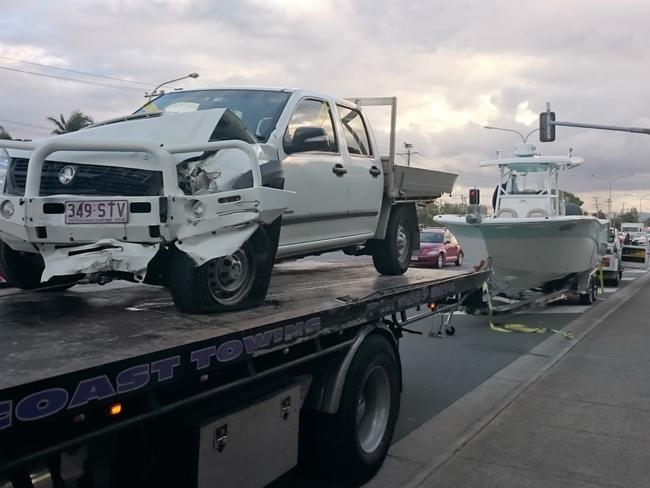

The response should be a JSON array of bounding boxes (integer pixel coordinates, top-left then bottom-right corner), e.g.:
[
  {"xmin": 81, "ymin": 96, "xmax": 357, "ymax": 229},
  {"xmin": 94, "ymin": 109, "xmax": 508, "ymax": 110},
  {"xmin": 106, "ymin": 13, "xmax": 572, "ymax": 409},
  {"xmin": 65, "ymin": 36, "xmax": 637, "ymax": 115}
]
[
  {"xmin": 0, "ymin": 241, "xmax": 76, "ymax": 290},
  {"xmin": 371, "ymin": 206, "xmax": 413, "ymax": 276},
  {"xmin": 300, "ymin": 334, "xmax": 400, "ymax": 486},
  {"xmin": 170, "ymin": 226, "xmax": 274, "ymax": 313},
  {"xmin": 455, "ymin": 252, "xmax": 463, "ymax": 267}
]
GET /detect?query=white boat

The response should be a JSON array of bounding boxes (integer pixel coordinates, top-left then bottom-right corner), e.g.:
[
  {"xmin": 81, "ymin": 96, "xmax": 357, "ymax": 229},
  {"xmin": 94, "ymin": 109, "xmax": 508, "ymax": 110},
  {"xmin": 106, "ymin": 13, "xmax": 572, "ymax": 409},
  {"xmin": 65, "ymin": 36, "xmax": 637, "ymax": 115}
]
[{"xmin": 436, "ymin": 143, "xmax": 608, "ymax": 298}]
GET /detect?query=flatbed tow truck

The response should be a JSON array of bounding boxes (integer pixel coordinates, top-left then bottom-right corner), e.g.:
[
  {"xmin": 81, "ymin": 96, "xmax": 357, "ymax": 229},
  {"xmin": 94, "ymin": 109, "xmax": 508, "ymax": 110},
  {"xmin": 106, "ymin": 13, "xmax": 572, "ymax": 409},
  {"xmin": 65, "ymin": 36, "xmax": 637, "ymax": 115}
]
[{"xmin": 0, "ymin": 261, "xmax": 487, "ymax": 488}]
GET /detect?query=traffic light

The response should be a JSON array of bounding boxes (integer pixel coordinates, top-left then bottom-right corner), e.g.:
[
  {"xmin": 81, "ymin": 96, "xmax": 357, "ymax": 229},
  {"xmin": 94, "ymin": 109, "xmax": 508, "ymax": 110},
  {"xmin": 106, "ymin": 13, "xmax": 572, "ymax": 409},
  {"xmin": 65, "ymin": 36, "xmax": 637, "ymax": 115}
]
[
  {"xmin": 539, "ymin": 110, "xmax": 556, "ymax": 142},
  {"xmin": 469, "ymin": 188, "xmax": 480, "ymax": 206}
]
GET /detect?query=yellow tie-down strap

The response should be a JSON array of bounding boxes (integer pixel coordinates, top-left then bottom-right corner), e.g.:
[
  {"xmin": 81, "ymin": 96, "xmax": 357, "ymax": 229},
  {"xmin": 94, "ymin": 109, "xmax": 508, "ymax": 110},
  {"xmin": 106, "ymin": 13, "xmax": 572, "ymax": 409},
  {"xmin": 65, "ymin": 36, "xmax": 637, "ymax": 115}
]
[{"xmin": 483, "ymin": 283, "xmax": 575, "ymax": 340}]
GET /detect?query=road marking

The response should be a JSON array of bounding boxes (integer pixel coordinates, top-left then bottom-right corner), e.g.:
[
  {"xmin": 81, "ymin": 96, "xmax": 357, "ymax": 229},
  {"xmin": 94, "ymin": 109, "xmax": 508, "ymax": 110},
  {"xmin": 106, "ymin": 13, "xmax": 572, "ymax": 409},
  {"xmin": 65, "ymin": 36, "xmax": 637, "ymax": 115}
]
[
  {"xmin": 515, "ymin": 305, "xmax": 593, "ymax": 315},
  {"xmin": 624, "ymin": 268, "xmax": 647, "ymax": 274},
  {"xmin": 621, "ymin": 276, "xmax": 636, "ymax": 281},
  {"xmin": 602, "ymin": 287, "xmax": 618, "ymax": 293}
]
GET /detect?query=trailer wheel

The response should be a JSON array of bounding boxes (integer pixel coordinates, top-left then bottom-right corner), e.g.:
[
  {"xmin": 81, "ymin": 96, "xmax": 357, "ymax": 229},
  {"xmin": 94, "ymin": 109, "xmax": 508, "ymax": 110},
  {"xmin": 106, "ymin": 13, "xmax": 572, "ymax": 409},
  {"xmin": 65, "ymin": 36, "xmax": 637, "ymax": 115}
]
[
  {"xmin": 170, "ymin": 226, "xmax": 274, "ymax": 313},
  {"xmin": 371, "ymin": 206, "xmax": 412, "ymax": 275},
  {"xmin": 301, "ymin": 334, "xmax": 400, "ymax": 485},
  {"xmin": 580, "ymin": 277, "xmax": 597, "ymax": 305},
  {"xmin": 0, "ymin": 241, "xmax": 76, "ymax": 290}
]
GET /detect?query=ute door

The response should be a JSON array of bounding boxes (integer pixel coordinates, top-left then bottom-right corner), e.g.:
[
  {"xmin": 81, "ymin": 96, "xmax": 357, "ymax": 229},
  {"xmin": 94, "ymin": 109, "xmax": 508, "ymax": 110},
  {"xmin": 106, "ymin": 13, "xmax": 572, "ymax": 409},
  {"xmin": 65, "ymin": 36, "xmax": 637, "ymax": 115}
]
[
  {"xmin": 278, "ymin": 98, "xmax": 349, "ymax": 250},
  {"xmin": 336, "ymin": 104, "xmax": 383, "ymax": 236}
]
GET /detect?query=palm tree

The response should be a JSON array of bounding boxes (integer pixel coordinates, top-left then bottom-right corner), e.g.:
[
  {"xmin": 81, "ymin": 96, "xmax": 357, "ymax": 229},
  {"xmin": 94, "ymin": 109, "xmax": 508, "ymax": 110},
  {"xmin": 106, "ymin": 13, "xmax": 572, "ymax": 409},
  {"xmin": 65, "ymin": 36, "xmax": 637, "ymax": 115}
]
[
  {"xmin": 47, "ymin": 110, "xmax": 94, "ymax": 134},
  {"xmin": 0, "ymin": 126, "xmax": 11, "ymax": 140}
]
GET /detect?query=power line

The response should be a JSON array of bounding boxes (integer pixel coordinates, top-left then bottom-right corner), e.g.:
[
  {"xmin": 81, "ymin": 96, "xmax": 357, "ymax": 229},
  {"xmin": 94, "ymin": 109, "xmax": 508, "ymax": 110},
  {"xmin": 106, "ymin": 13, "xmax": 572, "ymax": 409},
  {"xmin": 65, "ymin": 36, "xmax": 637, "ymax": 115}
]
[
  {"xmin": 0, "ymin": 66, "xmax": 148, "ymax": 93},
  {"xmin": 0, "ymin": 118, "xmax": 51, "ymax": 130},
  {"xmin": 0, "ymin": 55, "xmax": 154, "ymax": 87}
]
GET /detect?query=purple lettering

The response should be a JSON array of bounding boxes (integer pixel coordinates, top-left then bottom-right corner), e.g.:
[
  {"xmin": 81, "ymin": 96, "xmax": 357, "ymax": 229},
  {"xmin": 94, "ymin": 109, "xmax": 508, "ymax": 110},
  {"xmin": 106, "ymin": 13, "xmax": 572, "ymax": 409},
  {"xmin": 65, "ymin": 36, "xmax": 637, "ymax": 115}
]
[
  {"xmin": 16, "ymin": 388, "xmax": 68, "ymax": 421},
  {"xmin": 68, "ymin": 376, "xmax": 116, "ymax": 409},
  {"xmin": 216, "ymin": 340, "xmax": 243, "ymax": 362},
  {"xmin": 151, "ymin": 356, "xmax": 180, "ymax": 381},
  {"xmin": 284, "ymin": 322, "xmax": 304, "ymax": 341},
  {"xmin": 272, "ymin": 327, "xmax": 284, "ymax": 344},
  {"xmin": 116, "ymin": 364, "xmax": 150, "ymax": 393},
  {"xmin": 304, "ymin": 317, "xmax": 321, "ymax": 335},
  {"xmin": 191, "ymin": 346, "xmax": 217, "ymax": 370},
  {"xmin": 243, "ymin": 331, "xmax": 274, "ymax": 354},
  {"xmin": 0, "ymin": 400, "xmax": 12, "ymax": 430}
]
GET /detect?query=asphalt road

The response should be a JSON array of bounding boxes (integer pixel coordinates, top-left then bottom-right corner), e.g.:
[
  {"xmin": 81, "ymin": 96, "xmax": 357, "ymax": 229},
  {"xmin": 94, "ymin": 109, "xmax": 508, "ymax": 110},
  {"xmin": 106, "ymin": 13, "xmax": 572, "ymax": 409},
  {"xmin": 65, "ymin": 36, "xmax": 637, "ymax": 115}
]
[{"xmin": 270, "ymin": 253, "xmax": 640, "ymax": 487}]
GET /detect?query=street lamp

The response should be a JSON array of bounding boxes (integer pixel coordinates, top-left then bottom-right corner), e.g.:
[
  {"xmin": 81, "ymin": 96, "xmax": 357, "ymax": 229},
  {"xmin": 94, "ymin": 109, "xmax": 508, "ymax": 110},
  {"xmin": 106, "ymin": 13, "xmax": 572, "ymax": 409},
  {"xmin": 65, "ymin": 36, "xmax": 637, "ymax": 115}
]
[
  {"xmin": 591, "ymin": 174, "xmax": 634, "ymax": 225},
  {"xmin": 484, "ymin": 126, "xmax": 540, "ymax": 143},
  {"xmin": 624, "ymin": 193, "xmax": 650, "ymax": 221},
  {"xmin": 145, "ymin": 72, "xmax": 199, "ymax": 100}
]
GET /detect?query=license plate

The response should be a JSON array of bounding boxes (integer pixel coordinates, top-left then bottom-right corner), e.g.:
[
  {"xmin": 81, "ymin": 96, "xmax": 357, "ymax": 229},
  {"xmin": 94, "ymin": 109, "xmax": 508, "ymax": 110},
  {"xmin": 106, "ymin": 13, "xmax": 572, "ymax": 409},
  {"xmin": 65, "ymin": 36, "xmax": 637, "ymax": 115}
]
[{"xmin": 65, "ymin": 200, "xmax": 129, "ymax": 224}]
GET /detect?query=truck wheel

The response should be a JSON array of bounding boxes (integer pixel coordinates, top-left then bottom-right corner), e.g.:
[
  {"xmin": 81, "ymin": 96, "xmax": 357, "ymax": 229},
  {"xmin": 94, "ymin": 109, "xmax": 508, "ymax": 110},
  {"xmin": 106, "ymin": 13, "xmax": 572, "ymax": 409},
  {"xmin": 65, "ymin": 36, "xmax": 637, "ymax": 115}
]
[
  {"xmin": 0, "ymin": 241, "xmax": 76, "ymax": 290},
  {"xmin": 371, "ymin": 206, "xmax": 413, "ymax": 275},
  {"xmin": 170, "ymin": 226, "xmax": 274, "ymax": 313},
  {"xmin": 301, "ymin": 334, "xmax": 400, "ymax": 485}
]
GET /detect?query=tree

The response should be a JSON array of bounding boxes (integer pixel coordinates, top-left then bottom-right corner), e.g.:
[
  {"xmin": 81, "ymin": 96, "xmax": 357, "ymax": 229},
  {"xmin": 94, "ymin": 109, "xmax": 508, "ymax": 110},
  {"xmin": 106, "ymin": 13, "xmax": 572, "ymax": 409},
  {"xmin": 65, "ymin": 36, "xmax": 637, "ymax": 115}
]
[
  {"xmin": 614, "ymin": 208, "xmax": 639, "ymax": 229},
  {"xmin": 561, "ymin": 190, "xmax": 584, "ymax": 208},
  {"xmin": 46, "ymin": 110, "xmax": 94, "ymax": 134},
  {"xmin": 0, "ymin": 126, "xmax": 11, "ymax": 140}
]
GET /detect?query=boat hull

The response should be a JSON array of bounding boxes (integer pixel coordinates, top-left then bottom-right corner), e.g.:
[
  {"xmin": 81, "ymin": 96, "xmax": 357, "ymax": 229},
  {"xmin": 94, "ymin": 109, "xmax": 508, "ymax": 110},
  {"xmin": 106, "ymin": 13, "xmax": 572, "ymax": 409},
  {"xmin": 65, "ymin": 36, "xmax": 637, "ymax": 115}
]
[{"xmin": 435, "ymin": 216, "xmax": 608, "ymax": 297}]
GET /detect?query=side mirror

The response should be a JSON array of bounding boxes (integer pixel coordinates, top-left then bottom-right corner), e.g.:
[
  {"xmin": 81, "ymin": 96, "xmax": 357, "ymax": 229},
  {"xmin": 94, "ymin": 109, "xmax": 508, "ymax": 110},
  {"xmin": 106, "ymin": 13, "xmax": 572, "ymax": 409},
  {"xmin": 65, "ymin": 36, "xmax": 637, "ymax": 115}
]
[
  {"xmin": 284, "ymin": 126, "xmax": 330, "ymax": 154},
  {"xmin": 444, "ymin": 240, "xmax": 451, "ymax": 245}
]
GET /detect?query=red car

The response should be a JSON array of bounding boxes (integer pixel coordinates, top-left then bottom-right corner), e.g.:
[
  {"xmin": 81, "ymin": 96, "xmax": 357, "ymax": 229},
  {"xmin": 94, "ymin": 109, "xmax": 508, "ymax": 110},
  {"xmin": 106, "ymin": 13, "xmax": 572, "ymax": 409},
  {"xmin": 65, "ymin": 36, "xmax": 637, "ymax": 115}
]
[{"xmin": 411, "ymin": 228, "xmax": 463, "ymax": 268}]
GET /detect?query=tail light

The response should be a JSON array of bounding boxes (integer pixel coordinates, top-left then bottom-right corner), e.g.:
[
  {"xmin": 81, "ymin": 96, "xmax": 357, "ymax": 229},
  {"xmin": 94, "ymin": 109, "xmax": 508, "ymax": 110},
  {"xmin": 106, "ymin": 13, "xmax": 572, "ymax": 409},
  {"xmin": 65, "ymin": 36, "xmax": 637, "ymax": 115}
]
[{"xmin": 602, "ymin": 257, "xmax": 610, "ymax": 267}]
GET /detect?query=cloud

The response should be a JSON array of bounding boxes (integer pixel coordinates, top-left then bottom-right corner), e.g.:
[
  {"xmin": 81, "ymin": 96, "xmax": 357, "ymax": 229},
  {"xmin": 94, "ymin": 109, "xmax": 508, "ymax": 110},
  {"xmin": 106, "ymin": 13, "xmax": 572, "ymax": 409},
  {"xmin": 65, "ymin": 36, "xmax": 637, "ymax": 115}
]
[{"xmin": 0, "ymin": 0, "xmax": 649, "ymax": 206}]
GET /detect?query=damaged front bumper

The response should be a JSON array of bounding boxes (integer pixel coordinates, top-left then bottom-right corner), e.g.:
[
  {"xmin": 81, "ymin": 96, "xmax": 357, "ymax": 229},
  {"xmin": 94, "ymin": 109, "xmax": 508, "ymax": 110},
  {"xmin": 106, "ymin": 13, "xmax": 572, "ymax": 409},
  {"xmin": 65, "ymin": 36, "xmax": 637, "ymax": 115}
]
[{"xmin": 0, "ymin": 138, "xmax": 293, "ymax": 282}]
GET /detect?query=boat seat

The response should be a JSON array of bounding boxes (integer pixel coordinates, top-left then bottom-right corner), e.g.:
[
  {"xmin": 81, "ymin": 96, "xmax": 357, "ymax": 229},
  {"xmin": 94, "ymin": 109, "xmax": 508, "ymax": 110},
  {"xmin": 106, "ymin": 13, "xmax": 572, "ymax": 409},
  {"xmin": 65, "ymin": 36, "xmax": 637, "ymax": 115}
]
[
  {"xmin": 526, "ymin": 208, "xmax": 548, "ymax": 218},
  {"xmin": 496, "ymin": 208, "xmax": 518, "ymax": 218}
]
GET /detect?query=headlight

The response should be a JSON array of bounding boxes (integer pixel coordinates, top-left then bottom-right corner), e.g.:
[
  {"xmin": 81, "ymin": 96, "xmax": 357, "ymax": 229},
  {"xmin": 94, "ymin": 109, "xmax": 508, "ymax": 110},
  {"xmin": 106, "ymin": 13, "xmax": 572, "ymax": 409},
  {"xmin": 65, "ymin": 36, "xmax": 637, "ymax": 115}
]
[{"xmin": 0, "ymin": 148, "xmax": 9, "ymax": 193}]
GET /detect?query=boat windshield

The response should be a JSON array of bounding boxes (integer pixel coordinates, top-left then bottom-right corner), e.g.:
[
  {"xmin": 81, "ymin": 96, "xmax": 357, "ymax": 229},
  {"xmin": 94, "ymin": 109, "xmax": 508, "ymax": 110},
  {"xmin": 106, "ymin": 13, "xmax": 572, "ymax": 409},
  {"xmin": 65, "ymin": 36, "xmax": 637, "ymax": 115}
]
[
  {"xmin": 505, "ymin": 172, "xmax": 549, "ymax": 195},
  {"xmin": 134, "ymin": 89, "xmax": 291, "ymax": 142},
  {"xmin": 421, "ymin": 232, "xmax": 444, "ymax": 243}
]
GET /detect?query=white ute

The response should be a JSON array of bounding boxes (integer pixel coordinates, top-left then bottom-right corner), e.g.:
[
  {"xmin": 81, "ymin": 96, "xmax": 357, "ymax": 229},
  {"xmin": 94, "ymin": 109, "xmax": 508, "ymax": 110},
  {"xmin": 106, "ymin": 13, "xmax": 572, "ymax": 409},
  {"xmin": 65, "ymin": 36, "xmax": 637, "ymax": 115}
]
[{"xmin": 0, "ymin": 89, "xmax": 456, "ymax": 312}]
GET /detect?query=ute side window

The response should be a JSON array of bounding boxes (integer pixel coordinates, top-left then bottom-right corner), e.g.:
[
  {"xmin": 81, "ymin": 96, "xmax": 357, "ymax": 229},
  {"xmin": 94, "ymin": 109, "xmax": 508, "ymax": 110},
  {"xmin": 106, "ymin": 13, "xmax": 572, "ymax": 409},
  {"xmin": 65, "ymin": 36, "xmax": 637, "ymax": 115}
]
[
  {"xmin": 337, "ymin": 105, "xmax": 373, "ymax": 157},
  {"xmin": 283, "ymin": 99, "xmax": 338, "ymax": 154}
]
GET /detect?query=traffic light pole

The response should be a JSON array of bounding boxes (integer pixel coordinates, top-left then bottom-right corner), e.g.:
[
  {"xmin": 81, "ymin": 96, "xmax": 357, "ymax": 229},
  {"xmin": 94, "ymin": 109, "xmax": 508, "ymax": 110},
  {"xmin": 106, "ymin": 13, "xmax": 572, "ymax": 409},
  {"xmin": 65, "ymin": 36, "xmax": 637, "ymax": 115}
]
[{"xmin": 540, "ymin": 102, "xmax": 650, "ymax": 142}]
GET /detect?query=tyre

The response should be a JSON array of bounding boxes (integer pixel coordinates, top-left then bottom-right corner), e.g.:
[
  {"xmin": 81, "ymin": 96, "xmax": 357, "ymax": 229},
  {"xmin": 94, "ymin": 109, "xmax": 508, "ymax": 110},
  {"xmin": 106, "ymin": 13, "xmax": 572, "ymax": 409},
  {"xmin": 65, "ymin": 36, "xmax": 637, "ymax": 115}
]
[
  {"xmin": 300, "ymin": 334, "xmax": 400, "ymax": 486},
  {"xmin": 580, "ymin": 277, "xmax": 597, "ymax": 305},
  {"xmin": 0, "ymin": 241, "xmax": 77, "ymax": 290},
  {"xmin": 371, "ymin": 206, "xmax": 413, "ymax": 276},
  {"xmin": 455, "ymin": 252, "xmax": 464, "ymax": 267},
  {"xmin": 169, "ymin": 226, "xmax": 274, "ymax": 313},
  {"xmin": 434, "ymin": 253, "xmax": 444, "ymax": 268}
]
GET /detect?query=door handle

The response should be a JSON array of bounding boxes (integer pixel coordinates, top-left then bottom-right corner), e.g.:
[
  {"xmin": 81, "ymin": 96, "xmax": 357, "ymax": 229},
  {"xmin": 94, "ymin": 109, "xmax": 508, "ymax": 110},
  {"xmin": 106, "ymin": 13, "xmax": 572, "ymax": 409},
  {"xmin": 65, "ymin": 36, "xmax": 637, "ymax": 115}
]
[
  {"xmin": 369, "ymin": 165, "xmax": 381, "ymax": 177},
  {"xmin": 332, "ymin": 163, "xmax": 347, "ymax": 176}
]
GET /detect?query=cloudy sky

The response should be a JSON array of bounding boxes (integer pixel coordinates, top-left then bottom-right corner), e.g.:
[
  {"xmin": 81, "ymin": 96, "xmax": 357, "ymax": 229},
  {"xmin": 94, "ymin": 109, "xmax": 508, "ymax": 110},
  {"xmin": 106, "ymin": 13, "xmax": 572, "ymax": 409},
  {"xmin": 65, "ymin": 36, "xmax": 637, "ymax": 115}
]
[{"xmin": 2, "ymin": 0, "xmax": 650, "ymax": 214}]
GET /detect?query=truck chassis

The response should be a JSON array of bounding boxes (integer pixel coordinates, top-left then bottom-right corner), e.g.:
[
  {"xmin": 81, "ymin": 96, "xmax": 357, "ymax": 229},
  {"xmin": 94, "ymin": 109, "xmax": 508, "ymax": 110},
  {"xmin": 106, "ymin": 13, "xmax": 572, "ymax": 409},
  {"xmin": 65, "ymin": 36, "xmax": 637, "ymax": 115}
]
[{"xmin": 0, "ymin": 263, "xmax": 488, "ymax": 487}]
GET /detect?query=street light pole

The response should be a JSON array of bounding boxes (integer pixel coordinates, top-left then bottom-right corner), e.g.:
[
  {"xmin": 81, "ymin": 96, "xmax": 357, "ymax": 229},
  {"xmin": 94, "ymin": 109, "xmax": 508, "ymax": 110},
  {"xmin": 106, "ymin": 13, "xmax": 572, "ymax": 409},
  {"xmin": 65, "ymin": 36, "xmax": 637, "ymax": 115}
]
[
  {"xmin": 591, "ymin": 174, "xmax": 634, "ymax": 226},
  {"xmin": 145, "ymin": 72, "xmax": 199, "ymax": 100},
  {"xmin": 484, "ymin": 126, "xmax": 540, "ymax": 143},
  {"xmin": 624, "ymin": 193, "xmax": 650, "ymax": 221}
]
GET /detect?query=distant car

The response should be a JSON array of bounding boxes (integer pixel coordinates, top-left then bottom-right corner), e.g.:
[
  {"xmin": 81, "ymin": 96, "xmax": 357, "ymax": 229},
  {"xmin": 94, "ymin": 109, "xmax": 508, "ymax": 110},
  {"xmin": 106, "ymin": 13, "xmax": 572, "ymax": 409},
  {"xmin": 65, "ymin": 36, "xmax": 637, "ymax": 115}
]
[{"xmin": 411, "ymin": 228, "xmax": 463, "ymax": 268}]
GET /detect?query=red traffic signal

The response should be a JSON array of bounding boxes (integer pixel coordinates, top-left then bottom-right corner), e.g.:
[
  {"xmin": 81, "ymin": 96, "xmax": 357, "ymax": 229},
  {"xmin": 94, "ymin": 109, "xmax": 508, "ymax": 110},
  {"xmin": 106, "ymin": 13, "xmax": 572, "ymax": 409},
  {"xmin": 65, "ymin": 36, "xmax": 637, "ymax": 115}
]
[{"xmin": 469, "ymin": 188, "xmax": 480, "ymax": 206}]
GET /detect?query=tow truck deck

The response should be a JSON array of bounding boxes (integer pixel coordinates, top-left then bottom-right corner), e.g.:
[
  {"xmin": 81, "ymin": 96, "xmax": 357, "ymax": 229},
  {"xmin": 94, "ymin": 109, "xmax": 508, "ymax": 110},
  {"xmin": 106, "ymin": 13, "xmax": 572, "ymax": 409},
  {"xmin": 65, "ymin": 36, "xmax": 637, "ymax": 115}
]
[{"xmin": 0, "ymin": 261, "xmax": 488, "ymax": 486}]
